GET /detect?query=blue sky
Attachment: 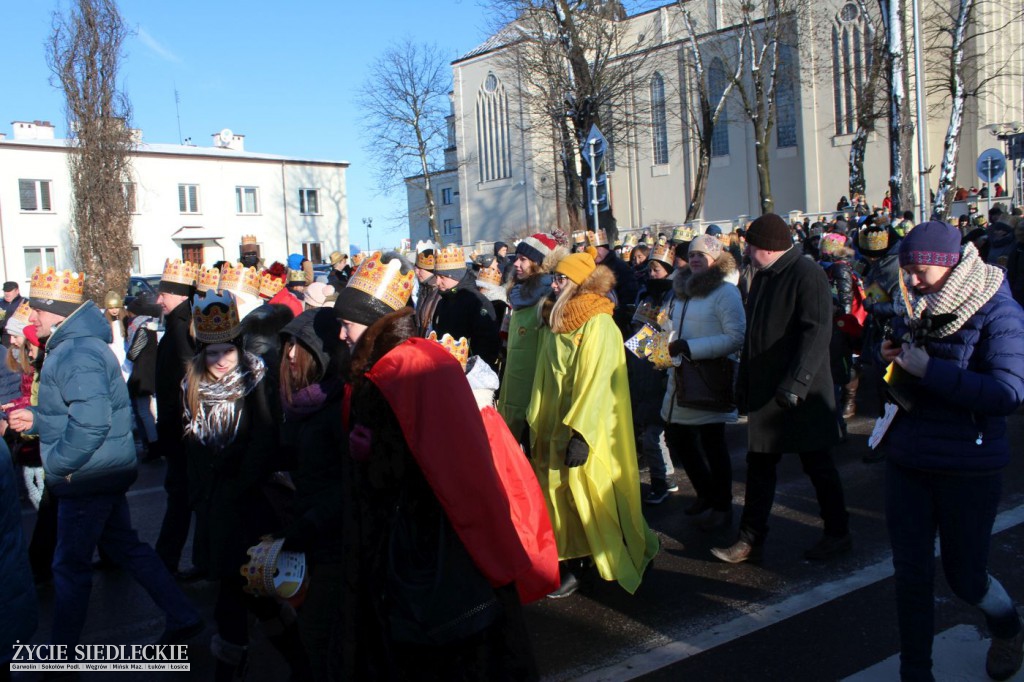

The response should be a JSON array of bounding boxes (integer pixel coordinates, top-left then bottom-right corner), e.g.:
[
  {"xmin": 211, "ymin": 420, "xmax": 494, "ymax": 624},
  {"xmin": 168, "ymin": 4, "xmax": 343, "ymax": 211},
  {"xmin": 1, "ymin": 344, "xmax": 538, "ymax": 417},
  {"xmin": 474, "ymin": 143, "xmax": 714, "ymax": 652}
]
[{"xmin": 1, "ymin": 0, "xmax": 493, "ymax": 250}]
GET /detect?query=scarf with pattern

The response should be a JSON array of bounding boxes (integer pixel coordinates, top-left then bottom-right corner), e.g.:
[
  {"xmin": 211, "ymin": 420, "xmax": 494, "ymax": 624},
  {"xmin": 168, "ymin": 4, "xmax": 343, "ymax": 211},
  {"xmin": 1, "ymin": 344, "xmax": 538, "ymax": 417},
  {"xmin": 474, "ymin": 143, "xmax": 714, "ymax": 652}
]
[
  {"xmin": 183, "ymin": 352, "xmax": 266, "ymax": 450},
  {"xmin": 901, "ymin": 242, "xmax": 1005, "ymax": 338}
]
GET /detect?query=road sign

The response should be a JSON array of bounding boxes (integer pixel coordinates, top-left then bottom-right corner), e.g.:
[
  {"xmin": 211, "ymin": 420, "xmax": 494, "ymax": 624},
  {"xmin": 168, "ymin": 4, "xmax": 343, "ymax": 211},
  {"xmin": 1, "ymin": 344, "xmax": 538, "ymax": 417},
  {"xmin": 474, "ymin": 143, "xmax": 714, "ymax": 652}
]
[
  {"xmin": 977, "ymin": 148, "xmax": 1007, "ymax": 183},
  {"xmin": 582, "ymin": 124, "xmax": 607, "ymax": 169}
]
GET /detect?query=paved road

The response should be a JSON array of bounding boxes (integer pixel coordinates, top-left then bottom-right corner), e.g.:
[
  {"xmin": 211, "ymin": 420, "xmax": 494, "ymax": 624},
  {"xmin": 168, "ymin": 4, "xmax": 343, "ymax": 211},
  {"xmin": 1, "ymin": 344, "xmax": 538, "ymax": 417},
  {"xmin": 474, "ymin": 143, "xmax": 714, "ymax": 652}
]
[{"xmin": 11, "ymin": 400, "xmax": 1024, "ymax": 681}]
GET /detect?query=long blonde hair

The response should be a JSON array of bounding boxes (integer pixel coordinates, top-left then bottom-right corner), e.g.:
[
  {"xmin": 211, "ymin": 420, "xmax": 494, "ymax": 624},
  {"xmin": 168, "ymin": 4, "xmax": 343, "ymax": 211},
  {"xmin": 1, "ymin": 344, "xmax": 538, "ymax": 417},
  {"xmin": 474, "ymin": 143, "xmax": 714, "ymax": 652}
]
[{"xmin": 545, "ymin": 280, "xmax": 578, "ymax": 332}]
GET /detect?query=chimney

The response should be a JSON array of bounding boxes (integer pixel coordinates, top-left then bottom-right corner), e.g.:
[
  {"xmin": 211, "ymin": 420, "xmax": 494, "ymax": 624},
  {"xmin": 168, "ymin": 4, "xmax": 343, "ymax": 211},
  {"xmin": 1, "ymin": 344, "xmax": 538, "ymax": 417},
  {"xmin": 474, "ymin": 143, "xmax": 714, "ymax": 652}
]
[
  {"xmin": 11, "ymin": 120, "xmax": 56, "ymax": 141},
  {"xmin": 211, "ymin": 128, "xmax": 245, "ymax": 152}
]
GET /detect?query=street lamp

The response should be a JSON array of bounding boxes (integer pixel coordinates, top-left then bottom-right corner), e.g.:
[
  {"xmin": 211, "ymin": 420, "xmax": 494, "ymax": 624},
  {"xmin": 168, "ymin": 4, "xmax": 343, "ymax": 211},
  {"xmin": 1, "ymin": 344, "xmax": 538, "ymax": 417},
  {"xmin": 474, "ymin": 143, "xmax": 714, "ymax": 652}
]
[{"xmin": 363, "ymin": 217, "xmax": 373, "ymax": 253}]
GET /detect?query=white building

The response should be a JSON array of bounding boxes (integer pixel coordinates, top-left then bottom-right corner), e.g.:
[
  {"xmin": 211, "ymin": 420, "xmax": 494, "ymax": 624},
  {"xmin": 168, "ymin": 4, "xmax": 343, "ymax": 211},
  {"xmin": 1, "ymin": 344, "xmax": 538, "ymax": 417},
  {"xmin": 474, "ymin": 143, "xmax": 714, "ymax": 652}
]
[
  {"xmin": 425, "ymin": 0, "xmax": 1024, "ymax": 245},
  {"xmin": 0, "ymin": 120, "xmax": 350, "ymax": 287}
]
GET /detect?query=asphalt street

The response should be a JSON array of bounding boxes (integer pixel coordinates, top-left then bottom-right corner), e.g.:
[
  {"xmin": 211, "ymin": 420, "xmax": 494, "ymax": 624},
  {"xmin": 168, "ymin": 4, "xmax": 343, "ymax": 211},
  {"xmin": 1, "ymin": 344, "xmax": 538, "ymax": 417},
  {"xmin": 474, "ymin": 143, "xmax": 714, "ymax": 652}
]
[{"xmin": 11, "ymin": 390, "xmax": 1024, "ymax": 681}]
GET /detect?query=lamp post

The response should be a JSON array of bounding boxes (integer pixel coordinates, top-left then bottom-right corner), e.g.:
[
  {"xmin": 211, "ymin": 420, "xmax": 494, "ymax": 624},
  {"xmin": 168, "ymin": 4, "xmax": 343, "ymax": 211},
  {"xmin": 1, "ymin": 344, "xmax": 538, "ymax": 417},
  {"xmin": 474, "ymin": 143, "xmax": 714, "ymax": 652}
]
[{"xmin": 363, "ymin": 217, "xmax": 373, "ymax": 253}]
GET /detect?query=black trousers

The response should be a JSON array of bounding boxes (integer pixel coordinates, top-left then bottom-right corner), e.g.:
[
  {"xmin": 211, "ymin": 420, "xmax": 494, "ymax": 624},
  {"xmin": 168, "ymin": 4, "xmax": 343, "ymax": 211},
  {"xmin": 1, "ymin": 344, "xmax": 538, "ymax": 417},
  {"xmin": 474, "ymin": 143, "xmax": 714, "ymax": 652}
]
[
  {"xmin": 664, "ymin": 423, "xmax": 733, "ymax": 511},
  {"xmin": 738, "ymin": 449, "xmax": 849, "ymax": 546},
  {"xmin": 155, "ymin": 449, "xmax": 193, "ymax": 572}
]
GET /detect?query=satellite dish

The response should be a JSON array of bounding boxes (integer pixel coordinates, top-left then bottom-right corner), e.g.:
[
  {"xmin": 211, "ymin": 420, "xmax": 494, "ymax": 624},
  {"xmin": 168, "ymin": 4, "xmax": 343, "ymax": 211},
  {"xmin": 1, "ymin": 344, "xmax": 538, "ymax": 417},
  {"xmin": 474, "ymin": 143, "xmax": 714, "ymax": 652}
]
[
  {"xmin": 218, "ymin": 128, "xmax": 234, "ymax": 146},
  {"xmin": 977, "ymin": 148, "xmax": 1007, "ymax": 183}
]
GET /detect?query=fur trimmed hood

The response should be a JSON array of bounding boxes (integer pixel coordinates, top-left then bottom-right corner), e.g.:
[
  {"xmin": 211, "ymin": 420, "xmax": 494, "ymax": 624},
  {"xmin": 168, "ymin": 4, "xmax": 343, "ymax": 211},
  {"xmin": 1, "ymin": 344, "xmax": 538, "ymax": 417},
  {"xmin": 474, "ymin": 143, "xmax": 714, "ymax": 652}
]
[
  {"xmin": 577, "ymin": 263, "xmax": 617, "ymax": 297},
  {"xmin": 674, "ymin": 252, "xmax": 737, "ymax": 300}
]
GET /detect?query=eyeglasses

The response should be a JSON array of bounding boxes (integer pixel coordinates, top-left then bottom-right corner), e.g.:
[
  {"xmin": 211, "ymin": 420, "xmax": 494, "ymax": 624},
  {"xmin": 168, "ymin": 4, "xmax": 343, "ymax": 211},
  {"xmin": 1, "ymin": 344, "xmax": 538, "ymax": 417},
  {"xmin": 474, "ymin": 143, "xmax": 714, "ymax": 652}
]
[{"xmin": 552, "ymin": 274, "xmax": 569, "ymax": 284}]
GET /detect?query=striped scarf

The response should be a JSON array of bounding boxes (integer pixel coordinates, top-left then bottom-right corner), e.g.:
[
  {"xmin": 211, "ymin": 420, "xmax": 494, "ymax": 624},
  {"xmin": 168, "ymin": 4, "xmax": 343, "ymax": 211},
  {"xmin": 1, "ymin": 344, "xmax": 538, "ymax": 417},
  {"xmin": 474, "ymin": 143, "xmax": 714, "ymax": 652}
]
[{"xmin": 183, "ymin": 352, "xmax": 266, "ymax": 450}]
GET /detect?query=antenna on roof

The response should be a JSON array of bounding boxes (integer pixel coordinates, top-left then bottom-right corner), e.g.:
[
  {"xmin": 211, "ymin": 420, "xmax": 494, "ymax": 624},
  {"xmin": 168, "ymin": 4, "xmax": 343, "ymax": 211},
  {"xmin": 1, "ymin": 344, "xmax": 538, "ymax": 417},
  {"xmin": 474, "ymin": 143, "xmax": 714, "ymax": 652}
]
[{"xmin": 174, "ymin": 85, "xmax": 183, "ymax": 145}]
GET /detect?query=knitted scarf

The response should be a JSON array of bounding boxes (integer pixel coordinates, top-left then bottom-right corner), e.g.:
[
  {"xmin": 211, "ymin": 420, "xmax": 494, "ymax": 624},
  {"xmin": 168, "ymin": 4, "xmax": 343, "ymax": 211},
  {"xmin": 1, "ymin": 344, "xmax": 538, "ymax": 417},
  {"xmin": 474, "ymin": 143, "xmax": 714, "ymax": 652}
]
[
  {"xmin": 281, "ymin": 378, "xmax": 342, "ymax": 420},
  {"xmin": 553, "ymin": 293, "xmax": 614, "ymax": 333},
  {"xmin": 901, "ymin": 242, "xmax": 1004, "ymax": 338},
  {"xmin": 183, "ymin": 352, "xmax": 266, "ymax": 450}
]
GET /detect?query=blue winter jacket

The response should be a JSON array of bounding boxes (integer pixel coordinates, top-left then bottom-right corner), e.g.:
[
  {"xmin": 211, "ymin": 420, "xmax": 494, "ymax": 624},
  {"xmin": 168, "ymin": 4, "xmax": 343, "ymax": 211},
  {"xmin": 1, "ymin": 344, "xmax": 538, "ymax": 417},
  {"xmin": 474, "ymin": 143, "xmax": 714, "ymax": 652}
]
[
  {"xmin": 27, "ymin": 301, "xmax": 138, "ymax": 496},
  {"xmin": 886, "ymin": 279, "xmax": 1024, "ymax": 471},
  {"xmin": 0, "ymin": 438, "xmax": 37, "ymax": 663}
]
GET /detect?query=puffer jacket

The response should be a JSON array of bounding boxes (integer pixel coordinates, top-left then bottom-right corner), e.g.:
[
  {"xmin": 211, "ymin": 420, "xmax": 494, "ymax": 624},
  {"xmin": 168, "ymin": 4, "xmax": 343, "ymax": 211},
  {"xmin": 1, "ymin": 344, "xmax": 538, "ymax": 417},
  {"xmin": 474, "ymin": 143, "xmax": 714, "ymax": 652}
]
[
  {"xmin": 28, "ymin": 301, "xmax": 137, "ymax": 496},
  {"xmin": 885, "ymin": 279, "xmax": 1024, "ymax": 471}
]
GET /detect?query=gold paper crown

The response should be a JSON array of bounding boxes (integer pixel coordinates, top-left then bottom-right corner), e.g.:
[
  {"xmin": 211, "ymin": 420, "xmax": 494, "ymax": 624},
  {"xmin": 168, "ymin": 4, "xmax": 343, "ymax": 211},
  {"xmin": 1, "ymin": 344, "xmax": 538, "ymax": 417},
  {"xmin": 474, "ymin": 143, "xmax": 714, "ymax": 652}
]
[
  {"xmin": 623, "ymin": 233, "xmax": 640, "ymax": 248},
  {"xmin": 433, "ymin": 245, "xmax": 467, "ymax": 273},
  {"xmin": 241, "ymin": 235, "xmax": 258, "ymax": 246},
  {"xmin": 192, "ymin": 291, "xmax": 242, "ymax": 344},
  {"xmin": 347, "ymin": 252, "xmax": 415, "ymax": 311},
  {"xmin": 671, "ymin": 225, "xmax": 695, "ymax": 243},
  {"xmin": 258, "ymin": 272, "xmax": 285, "ymax": 299},
  {"xmin": 161, "ymin": 259, "xmax": 200, "ymax": 287},
  {"xmin": 572, "ymin": 231, "xmax": 587, "ymax": 245},
  {"xmin": 287, "ymin": 268, "xmax": 306, "ymax": 283},
  {"xmin": 427, "ymin": 331, "xmax": 470, "ymax": 368},
  {"xmin": 219, "ymin": 262, "xmax": 260, "ymax": 298},
  {"xmin": 651, "ymin": 236, "xmax": 673, "ymax": 265},
  {"xmin": 586, "ymin": 229, "xmax": 608, "ymax": 247},
  {"xmin": 29, "ymin": 267, "xmax": 85, "ymax": 304},
  {"xmin": 859, "ymin": 228, "xmax": 890, "ymax": 253},
  {"xmin": 416, "ymin": 250, "xmax": 435, "ymax": 269},
  {"xmin": 475, "ymin": 266, "xmax": 502, "ymax": 286},
  {"xmin": 240, "ymin": 537, "xmax": 306, "ymax": 600},
  {"xmin": 10, "ymin": 299, "xmax": 32, "ymax": 326},
  {"xmin": 649, "ymin": 331, "xmax": 674, "ymax": 369},
  {"xmin": 196, "ymin": 266, "xmax": 221, "ymax": 293}
]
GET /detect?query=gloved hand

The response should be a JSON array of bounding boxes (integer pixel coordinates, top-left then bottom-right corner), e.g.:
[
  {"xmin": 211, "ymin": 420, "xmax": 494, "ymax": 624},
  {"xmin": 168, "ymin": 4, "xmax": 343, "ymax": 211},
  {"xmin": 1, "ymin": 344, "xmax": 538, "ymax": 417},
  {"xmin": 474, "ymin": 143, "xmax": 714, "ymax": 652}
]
[
  {"xmin": 564, "ymin": 433, "xmax": 589, "ymax": 468},
  {"xmin": 22, "ymin": 466, "xmax": 45, "ymax": 509},
  {"xmin": 350, "ymin": 424, "xmax": 373, "ymax": 462},
  {"xmin": 668, "ymin": 339, "xmax": 691, "ymax": 359},
  {"xmin": 775, "ymin": 389, "xmax": 801, "ymax": 409}
]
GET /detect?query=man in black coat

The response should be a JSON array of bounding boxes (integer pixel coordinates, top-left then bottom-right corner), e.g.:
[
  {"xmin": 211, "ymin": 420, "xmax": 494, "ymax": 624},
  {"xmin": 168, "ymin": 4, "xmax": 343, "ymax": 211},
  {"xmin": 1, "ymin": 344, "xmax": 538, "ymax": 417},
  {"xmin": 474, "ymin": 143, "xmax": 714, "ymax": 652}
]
[
  {"xmin": 591, "ymin": 228, "xmax": 638, "ymax": 334},
  {"xmin": 431, "ymin": 247, "xmax": 500, "ymax": 369},
  {"xmin": 153, "ymin": 261, "xmax": 198, "ymax": 578},
  {"xmin": 712, "ymin": 213, "xmax": 851, "ymax": 564},
  {"xmin": 0, "ymin": 281, "xmax": 24, "ymax": 346}
]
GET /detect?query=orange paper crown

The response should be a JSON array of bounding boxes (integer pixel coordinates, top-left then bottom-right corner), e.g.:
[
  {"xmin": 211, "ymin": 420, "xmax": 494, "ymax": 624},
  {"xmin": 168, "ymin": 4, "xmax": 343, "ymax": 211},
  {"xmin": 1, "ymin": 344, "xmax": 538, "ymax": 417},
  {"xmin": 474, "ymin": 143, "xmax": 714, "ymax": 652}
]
[
  {"xmin": 196, "ymin": 266, "xmax": 221, "ymax": 293},
  {"xmin": 161, "ymin": 259, "xmax": 200, "ymax": 287},
  {"xmin": 347, "ymin": 252, "xmax": 415, "ymax": 311},
  {"xmin": 258, "ymin": 272, "xmax": 286, "ymax": 300},
  {"xmin": 29, "ymin": 267, "xmax": 85, "ymax": 304},
  {"xmin": 651, "ymin": 236, "xmax": 673, "ymax": 265},
  {"xmin": 475, "ymin": 266, "xmax": 502, "ymax": 287},
  {"xmin": 415, "ymin": 240, "xmax": 437, "ymax": 270},
  {"xmin": 219, "ymin": 262, "xmax": 260, "ymax": 298},
  {"xmin": 241, "ymin": 234, "xmax": 258, "ymax": 246},
  {"xmin": 192, "ymin": 291, "xmax": 242, "ymax": 344},
  {"xmin": 427, "ymin": 331, "xmax": 470, "ymax": 368},
  {"xmin": 432, "ymin": 244, "xmax": 467, "ymax": 274}
]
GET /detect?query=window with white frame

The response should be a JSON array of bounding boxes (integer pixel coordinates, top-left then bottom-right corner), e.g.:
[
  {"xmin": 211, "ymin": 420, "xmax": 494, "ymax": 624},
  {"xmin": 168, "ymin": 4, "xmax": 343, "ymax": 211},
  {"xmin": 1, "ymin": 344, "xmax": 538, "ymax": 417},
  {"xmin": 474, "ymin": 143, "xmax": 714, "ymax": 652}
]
[
  {"xmin": 235, "ymin": 186, "xmax": 259, "ymax": 214},
  {"xmin": 178, "ymin": 184, "xmax": 200, "ymax": 213},
  {"xmin": 24, "ymin": 246, "xmax": 57, "ymax": 274},
  {"xmin": 302, "ymin": 242, "xmax": 324, "ymax": 263},
  {"xmin": 651, "ymin": 73, "xmax": 669, "ymax": 165},
  {"xmin": 299, "ymin": 188, "xmax": 320, "ymax": 215},
  {"xmin": 19, "ymin": 179, "xmax": 52, "ymax": 212},
  {"xmin": 441, "ymin": 187, "xmax": 453, "ymax": 205},
  {"xmin": 123, "ymin": 182, "xmax": 137, "ymax": 213},
  {"xmin": 443, "ymin": 218, "xmax": 455, "ymax": 235}
]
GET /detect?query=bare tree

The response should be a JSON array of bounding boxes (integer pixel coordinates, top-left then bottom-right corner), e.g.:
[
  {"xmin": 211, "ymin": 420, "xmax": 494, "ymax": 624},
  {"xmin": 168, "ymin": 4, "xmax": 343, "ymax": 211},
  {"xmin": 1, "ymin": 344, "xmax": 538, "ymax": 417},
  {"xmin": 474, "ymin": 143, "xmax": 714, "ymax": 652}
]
[
  {"xmin": 842, "ymin": 0, "xmax": 889, "ymax": 200},
  {"xmin": 677, "ymin": 5, "xmax": 741, "ymax": 221},
  {"xmin": 358, "ymin": 39, "xmax": 451, "ymax": 244},
  {"xmin": 878, "ymin": 0, "xmax": 916, "ymax": 216},
  {"xmin": 927, "ymin": 0, "xmax": 1024, "ymax": 220},
  {"xmin": 491, "ymin": 0, "xmax": 654, "ymax": 233},
  {"xmin": 48, "ymin": 0, "xmax": 134, "ymax": 303}
]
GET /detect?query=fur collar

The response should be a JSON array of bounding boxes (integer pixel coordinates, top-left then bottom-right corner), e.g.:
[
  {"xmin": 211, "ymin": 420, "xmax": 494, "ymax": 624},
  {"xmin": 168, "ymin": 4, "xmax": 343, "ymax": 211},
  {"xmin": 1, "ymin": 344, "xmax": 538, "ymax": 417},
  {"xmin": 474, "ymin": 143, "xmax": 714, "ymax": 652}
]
[
  {"xmin": 579, "ymin": 264, "xmax": 616, "ymax": 297},
  {"xmin": 674, "ymin": 253, "xmax": 737, "ymax": 300}
]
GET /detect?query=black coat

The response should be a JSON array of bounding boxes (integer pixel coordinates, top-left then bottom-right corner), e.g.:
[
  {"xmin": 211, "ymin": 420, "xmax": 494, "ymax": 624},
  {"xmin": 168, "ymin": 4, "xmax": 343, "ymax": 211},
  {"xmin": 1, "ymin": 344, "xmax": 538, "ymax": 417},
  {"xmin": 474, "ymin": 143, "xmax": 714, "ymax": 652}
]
[
  {"xmin": 155, "ymin": 300, "xmax": 194, "ymax": 452},
  {"xmin": 126, "ymin": 324, "xmax": 158, "ymax": 397},
  {"xmin": 741, "ymin": 248, "xmax": 840, "ymax": 453},
  {"xmin": 431, "ymin": 270, "xmax": 500, "ymax": 368}
]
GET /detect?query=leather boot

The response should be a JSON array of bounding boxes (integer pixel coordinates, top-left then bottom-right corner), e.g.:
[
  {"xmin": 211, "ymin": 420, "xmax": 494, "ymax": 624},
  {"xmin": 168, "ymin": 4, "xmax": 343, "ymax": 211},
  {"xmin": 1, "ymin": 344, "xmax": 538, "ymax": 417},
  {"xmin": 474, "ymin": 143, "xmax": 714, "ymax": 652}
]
[
  {"xmin": 842, "ymin": 373, "xmax": 859, "ymax": 419},
  {"xmin": 710, "ymin": 539, "xmax": 762, "ymax": 564}
]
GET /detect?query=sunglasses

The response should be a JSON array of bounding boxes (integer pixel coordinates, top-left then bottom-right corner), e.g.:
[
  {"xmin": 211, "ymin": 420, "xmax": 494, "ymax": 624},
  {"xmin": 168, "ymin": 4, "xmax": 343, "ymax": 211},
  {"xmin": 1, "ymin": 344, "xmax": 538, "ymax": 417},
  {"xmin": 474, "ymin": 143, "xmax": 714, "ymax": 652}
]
[{"xmin": 553, "ymin": 274, "xmax": 569, "ymax": 284}]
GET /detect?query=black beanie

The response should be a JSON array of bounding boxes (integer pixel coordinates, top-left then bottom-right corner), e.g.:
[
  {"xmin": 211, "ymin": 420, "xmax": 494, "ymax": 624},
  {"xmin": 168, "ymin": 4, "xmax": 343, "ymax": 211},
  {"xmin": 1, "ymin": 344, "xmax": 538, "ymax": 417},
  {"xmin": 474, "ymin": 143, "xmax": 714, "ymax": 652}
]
[{"xmin": 746, "ymin": 213, "xmax": 792, "ymax": 251}]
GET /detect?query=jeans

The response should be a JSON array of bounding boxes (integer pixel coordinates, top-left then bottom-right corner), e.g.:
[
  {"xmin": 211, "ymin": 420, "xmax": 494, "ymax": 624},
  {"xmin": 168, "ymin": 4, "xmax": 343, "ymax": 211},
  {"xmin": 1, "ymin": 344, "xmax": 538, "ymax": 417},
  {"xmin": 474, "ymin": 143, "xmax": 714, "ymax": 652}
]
[
  {"xmin": 133, "ymin": 396, "xmax": 157, "ymax": 444},
  {"xmin": 52, "ymin": 492, "xmax": 200, "ymax": 647},
  {"xmin": 642, "ymin": 422, "xmax": 674, "ymax": 486},
  {"xmin": 156, "ymin": 450, "xmax": 193, "ymax": 573},
  {"xmin": 738, "ymin": 449, "xmax": 849, "ymax": 546},
  {"xmin": 665, "ymin": 423, "xmax": 732, "ymax": 511},
  {"xmin": 885, "ymin": 461, "xmax": 1020, "ymax": 682}
]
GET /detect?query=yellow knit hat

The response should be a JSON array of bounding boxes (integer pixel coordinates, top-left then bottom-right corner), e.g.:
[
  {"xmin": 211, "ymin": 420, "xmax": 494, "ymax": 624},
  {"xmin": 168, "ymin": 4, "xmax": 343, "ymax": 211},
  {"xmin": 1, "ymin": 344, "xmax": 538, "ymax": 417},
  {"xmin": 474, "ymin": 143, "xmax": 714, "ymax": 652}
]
[{"xmin": 556, "ymin": 248, "xmax": 597, "ymax": 285}]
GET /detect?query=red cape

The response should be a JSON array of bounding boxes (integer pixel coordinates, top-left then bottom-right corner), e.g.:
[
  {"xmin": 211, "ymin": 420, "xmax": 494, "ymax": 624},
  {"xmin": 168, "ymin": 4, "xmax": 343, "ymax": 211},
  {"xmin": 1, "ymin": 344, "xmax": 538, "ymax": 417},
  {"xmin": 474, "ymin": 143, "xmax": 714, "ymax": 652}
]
[{"xmin": 367, "ymin": 339, "xmax": 531, "ymax": 592}]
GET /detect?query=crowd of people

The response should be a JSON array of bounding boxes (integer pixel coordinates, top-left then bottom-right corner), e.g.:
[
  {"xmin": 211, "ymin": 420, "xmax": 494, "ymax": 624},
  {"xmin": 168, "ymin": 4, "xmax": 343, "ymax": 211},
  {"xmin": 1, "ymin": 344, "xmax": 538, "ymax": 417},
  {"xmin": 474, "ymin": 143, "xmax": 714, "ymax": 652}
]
[{"xmin": 2, "ymin": 197, "xmax": 1024, "ymax": 682}]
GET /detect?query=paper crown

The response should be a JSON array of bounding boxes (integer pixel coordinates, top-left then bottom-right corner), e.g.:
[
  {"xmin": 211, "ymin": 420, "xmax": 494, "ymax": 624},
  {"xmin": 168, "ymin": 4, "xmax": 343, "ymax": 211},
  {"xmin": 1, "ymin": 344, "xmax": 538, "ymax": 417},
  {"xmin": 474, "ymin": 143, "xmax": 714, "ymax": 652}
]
[
  {"xmin": 416, "ymin": 239, "xmax": 436, "ymax": 254},
  {"xmin": 5, "ymin": 299, "xmax": 33, "ymax": 337},
  {"xmin": 572, "ymin": 231, "xmax": 587, "ymax": 245},
  {"xmin": 258, "ymin": 272, "xmax": 286, "ymax": 299},
  {"xmin": 240, "ymin": 234, "xmax": 258, "ymax": 246},
  {"xmin": 347, "ymin": 251, "xmax": 415, "ymax": 311},
  {"xmin": 671, "ymin": 225, "xmax": 695, "ymax": 243},
  {"xmin": 351, "ymin": 252, "xmax": 366, "ymax": 267},
  {"xmin": 192, "ymin": 290, "xmax": 242, "ymax": 344},
  {"xmin": 219, "ymin": 262, "xmax": 260, "ymax": 299},
  {"xmin": 648, "ymin": 331, "xmax": 674, "ymax": 369},
  {"xmin": 623, "ymin": 233, "xmax": 640, "ymax": 248},
  {"xmin": 859, "ymin": 227, "xmax": 891, "ymax": 254},
  {"xmin": 416, "ymin": 250, "xmax": 435, "ymax": 269},
  {"xmin": 651, "ymin": 236, "xmax": 673, "ymax": 265},
  {"xmin": 433, "ymin": 244, "xmax": 467, "ymax": 274},
  {"xmin": 240, "ymin": 536, "xmax": 307, "ymax": 600},
  {"xmin": 29, "ymin": 267, "xmax": 85, "ymax": 304},
  {"xmin": 287, "ymin": 268, "xmax": 306, "ymax": 283},
  {"xmin": 161, "ymin": 259, "xmax": 200, "ymax": 287},
  {"xmin": 196, "ymin": 266, "xmax": 221, "ymax": 294},
  {"xmin": 586, "ymin": 229, "xmax": 609, "ymax": 247},
  {"xmin": 475, "ymin": 266, "xmax": 502, "ymax": 286},
  {"xmin": 427, "ymin": 331, "xmax": 470, "ymax": 368}
]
